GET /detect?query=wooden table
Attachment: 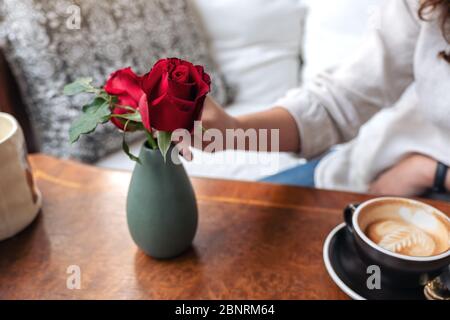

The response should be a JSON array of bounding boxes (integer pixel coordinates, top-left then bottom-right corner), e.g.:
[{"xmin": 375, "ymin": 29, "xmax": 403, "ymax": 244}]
[{"xmin": 1, "ymin": 154, "xmax": 449, "ymax": 300}]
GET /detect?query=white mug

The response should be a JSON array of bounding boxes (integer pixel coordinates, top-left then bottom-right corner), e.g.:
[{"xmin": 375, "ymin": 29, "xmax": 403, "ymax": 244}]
[{"xmin": 0, "ymin": 112, "xmax": 41, "ymax": 241}]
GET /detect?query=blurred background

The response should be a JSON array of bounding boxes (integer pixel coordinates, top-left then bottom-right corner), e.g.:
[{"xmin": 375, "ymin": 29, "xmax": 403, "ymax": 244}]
[{"xmin": 0, "ymin": 0, "xmax": 382, "ymax": 180}]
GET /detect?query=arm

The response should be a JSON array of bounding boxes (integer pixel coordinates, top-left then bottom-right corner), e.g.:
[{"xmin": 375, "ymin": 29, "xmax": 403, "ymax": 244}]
[
  {"xmin": 369, "ymin": 154, "xmax": 450, "ymax": 197},
  {"xmin": 202, "ymin": 97, "xmax": 300, "ymax": 152},
  {"xmin": 237, "ymin": 107, "xmax": 300, "ymax": 152},
  {"xmin": 202, "ymin": 0, "xmax": 420, "ymax": 157}
]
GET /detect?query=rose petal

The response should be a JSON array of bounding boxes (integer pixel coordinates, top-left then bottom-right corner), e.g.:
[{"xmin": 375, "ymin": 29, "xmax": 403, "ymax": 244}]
[
  {"xmin": 171, "ymin": 65, "xmax": 190, "ymax": 83},
  {"xmin": 116, "ymin": 94, "xmax": 139, "ymax": 109},
  {"xmin": 168, "ymin": 79, "xmax": 195, "ymax": 101},
  {"xmin": 104, "ymin": 67, "xmax": 143, "ymax": 103},
  {"xmin": 202, "ymin": 72, "xmax": 211, "ymax": 86},
  {"xmin": 138, "ymin": 94, "xmax": 151, "ymax": 131},
  {"xmin": 189, "ymin": 64, "xmax": 211, "ymax": 98},
  {"xmin": 149, "ymin": 95, "xmax": 197, "ymax": 132},
  {"xmin": 142, "ymin": 60, "xmax": 167, "ymax": 93},
  {"xmin": 195, "ymin": 65, "xmax": 204, "ymax": 75},
  {"xmin": 171, "ymin": 96, "xmax": 196, "ymax": 111},
  {"xmin": 192, "ymin": 96, "xmax": 207, "ymax": 124},
  {"xmin": 111, "ymin": 106, "xmax": 128, "ymax": 130},
  {"xmin": 142, "ymin": 63, "xmax": 171, "ymax": 103}
]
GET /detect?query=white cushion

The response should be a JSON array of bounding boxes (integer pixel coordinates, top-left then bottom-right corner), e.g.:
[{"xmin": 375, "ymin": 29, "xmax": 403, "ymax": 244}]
[
  {"xmin": 302, "ymin": 0, "xmax": 382, "ymax": 80},
  {"xmin": 191, "ymin": 0, "xmax": 307, "ymax": 105}
]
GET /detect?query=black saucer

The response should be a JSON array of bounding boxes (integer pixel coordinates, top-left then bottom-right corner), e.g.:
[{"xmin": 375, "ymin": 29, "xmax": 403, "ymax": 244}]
[{"xmin": 323, "ymin": 224, "xmax": 426, "ymax": 300}]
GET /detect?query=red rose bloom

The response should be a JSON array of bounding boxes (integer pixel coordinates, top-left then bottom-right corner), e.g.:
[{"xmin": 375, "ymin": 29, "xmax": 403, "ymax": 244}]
[
  {"xmin": 141, "ymin": 58, "xmax": 211, "ymax": 132},
  {"xmin": 104, "ymin": 67, "xmax": 149, "ymax": 131}
]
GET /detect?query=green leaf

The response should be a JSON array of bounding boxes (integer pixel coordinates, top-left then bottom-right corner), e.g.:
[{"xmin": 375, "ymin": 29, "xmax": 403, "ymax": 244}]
[
  {"xmin": 122, "ymin": 121, "xmax": 141, "ymax": 164},
  {"xmin": 98, "ymin": 90, "xmax": 111, "ymax": 101},
  {"xmin": 64, "ymin": 77, "xmax": 95, "ymax": 96},
  {"xmin": 122, "ymin": 138, "xmax": 141, "ymax": 164},
  {"xmin": 69, "ymin": 98, "xmax": 111, "ymax": 143},
  {"xmin": 69, "ymin": 118, "xmax": 93, "ymax": 144},
  {"xmin": 112, "ymin": 111, "xmax": 142, "ymax": 122},
  {"xmin": 157, "ymin": 131, "xmax": 172, "ymax": 162},
  {"xmin": 82, "ymin": 97, "xmax": 107, "ymax": 113}
]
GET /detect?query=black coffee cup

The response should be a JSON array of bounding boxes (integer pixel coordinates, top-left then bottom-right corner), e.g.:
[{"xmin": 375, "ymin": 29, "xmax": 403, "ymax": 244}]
[{"xmin": 344, "ymin": 197, "xmax": 450, "ymax": 289}]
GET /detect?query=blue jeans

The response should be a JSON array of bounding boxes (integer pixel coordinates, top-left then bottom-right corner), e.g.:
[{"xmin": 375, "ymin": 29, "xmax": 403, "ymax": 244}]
[
  {"xmin": 261, "ymin": 157, "xmax": 322, "ymax": 188},
  {"xmin": 262, "ymin": 156, "xmax": 450, "ymax": 202}
]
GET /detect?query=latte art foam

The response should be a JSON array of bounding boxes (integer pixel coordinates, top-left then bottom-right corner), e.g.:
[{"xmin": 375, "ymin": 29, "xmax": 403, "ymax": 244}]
[{"xmin": 366, "ymin": 220, "xmax": 438, "ymax": 257}]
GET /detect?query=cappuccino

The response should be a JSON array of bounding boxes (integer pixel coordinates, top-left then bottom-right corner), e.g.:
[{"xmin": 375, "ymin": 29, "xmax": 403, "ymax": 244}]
[{"xmin": 359, "ymin": 200, "xmax": 449, "ymax": 257}]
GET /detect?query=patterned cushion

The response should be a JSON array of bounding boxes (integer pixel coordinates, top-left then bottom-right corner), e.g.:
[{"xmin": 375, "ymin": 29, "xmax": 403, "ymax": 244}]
[{"xmin": 0, "ymin": 0, "xmax": 230, "ymax": 162}]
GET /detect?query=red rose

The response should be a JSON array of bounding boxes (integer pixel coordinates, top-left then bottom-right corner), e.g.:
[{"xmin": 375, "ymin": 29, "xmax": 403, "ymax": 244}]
[
  {"xmin": 104, "ymin": 67, "xmax": 149, "ymax": 131},
  {"xmin": 142, "ymin": 58, "xmax": 211, "ymax": 132}
]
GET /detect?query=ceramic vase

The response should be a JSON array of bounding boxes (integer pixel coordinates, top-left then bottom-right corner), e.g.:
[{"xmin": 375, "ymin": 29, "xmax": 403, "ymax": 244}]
[{"xmin": 126, "ymin": 144, "xmax": 198, "ymax": 259}]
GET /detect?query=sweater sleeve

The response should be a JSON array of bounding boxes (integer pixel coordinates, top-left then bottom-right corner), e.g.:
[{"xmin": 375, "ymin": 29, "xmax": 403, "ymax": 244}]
[{"xmin": 277, "ymin": 0, "xmax": 420, "ymax": 159}]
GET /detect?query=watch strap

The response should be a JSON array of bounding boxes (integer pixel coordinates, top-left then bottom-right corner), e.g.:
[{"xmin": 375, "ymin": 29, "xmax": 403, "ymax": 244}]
[{"xmin": 433, "ymin": 162, "xmax": 448, "ymax": 193}]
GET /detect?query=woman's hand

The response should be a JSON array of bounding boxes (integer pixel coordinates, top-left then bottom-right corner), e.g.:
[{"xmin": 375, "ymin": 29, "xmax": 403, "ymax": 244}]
[
  {"xmin": 369, "ymin": 154, "xmax": 437, "ymax": 197},
  {"xmin": 177, "ymin": 96, "xmax": 239, "ymax": 154},
  {"xmin": 201, "ymin": 96, "xmax": 239, "ymax": 132}
]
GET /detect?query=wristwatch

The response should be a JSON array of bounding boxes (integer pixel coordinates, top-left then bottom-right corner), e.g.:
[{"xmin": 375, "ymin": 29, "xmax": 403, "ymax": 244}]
[{"xmin": 433, "ymin": 162, "xmax": 448, "ymax": 193}]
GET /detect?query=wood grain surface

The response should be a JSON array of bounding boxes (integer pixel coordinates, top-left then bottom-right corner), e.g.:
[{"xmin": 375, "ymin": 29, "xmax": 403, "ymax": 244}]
[{"xmin": 0, "ymin": 154, "xmax": 449, "ymax": 300}]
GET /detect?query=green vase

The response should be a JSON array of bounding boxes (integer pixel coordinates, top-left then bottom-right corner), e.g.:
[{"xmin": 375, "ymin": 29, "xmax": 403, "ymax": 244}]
[{"xmin": 126, "ymin": 143, "xmax": 198, "ymax": 259}]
